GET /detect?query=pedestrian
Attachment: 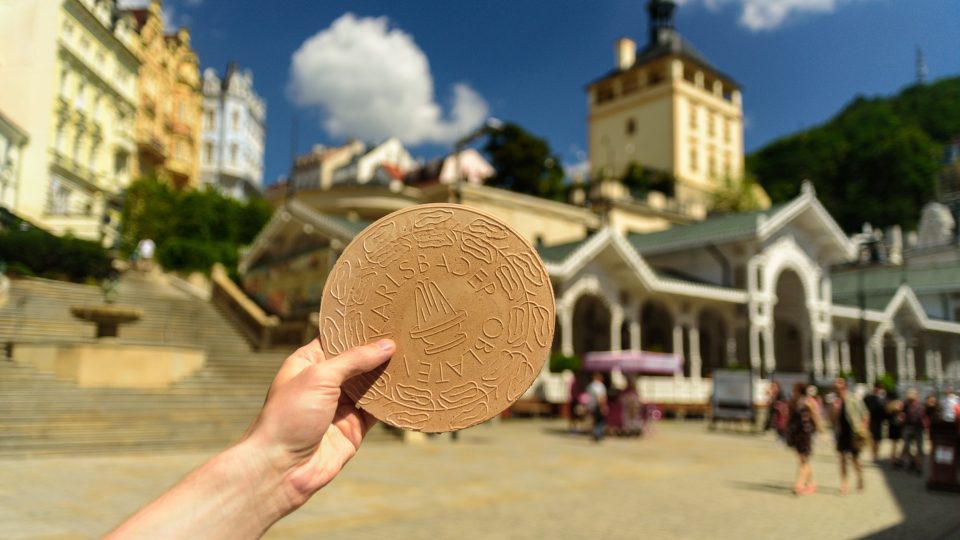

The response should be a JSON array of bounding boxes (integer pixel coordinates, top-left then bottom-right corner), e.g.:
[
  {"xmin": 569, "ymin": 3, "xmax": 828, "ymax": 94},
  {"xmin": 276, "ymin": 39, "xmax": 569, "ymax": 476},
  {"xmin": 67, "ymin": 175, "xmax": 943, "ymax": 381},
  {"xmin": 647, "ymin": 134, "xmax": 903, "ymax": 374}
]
[
  {"xmin": 619, "ymin": 379, "xmax": 643, "ymax": 437},
  {"xmin": 885, "ymin": 390, "xmax": 904, "ymax": 466},
  {"xmin": 786, "ymin": 382, "xmax": 822, "ymax": 495},
  {"xmin": 136, "ymin": 238, "xmax": 156, "ymax": 272},
  {"xmin": 830, "ymin": 377, "xmax": 868, "ymax": 495},
  {"xmin": 898, "ymin": 388, "xmax": 925, "ymax": 474},
  {"xmin": 586, "ymin": 372, "xmax": 609, "ymax": 442},
  {"xmin": 765, "ymin": 381, "xmax": 788, "ymax": 443},
  {"xmin": 941, "ymin": 388, "xmax": 958, "ymax": 425},
  {"xmin": 863, "ymin": 382, "xmax": 887, "ymax": 462}
]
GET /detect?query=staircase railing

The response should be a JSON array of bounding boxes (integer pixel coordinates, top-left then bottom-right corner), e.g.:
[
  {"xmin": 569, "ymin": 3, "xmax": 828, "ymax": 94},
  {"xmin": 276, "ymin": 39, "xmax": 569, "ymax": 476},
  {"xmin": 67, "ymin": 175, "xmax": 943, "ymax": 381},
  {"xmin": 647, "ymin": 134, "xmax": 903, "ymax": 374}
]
[{"xmin": 210, "ymin": 264, "xmax": 279, "ymax": 350}]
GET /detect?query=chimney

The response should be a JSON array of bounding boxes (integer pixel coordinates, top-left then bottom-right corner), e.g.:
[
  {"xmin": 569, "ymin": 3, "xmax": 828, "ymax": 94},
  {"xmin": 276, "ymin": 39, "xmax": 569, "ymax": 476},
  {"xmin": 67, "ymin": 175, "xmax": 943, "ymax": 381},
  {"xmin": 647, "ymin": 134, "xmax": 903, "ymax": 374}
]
[{"xmin": 615, "ymin": 37, "xmax": 636, "ymax": 70}]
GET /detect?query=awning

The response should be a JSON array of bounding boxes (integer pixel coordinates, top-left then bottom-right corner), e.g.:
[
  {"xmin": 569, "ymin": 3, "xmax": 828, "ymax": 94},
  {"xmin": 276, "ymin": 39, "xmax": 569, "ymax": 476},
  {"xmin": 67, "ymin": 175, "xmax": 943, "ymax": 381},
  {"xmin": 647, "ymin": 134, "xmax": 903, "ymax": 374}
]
[{"xmin": 583, "ymin": 351, "xmax": 683, "ymax": 375}]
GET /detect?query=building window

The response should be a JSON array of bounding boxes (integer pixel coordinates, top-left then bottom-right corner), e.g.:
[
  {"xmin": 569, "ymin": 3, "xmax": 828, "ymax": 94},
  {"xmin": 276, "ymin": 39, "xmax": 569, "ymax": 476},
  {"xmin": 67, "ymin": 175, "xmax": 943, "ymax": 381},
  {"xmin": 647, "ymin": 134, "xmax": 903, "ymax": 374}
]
[
  {"xmin": 231, "ymin": 111, "xmax": 240, "ymax": 131},
  {"xmin": 707, "ymin": 113, "xmax": 715, "ymax": 137},
  {"xmin": 75, "ymin": 81, "xmax": 86, "ymax": 111},
  {"xmin": 230, "ymin": 144, "xmax": 238, "ymax": 165},
  {"xmin": 204, "ymin": 142, "xmax": 213, "ymax": 163},
  {"xmin": 596, "ymin": 85, "xmax": 615, "ymax": 104},
  {"xmin": 205, "ymin": 110, "xmax": 215, "ymax": 129},
  {"xmin": 708, "ymin": 152, "xmax": 716, "ymax": 178},
  {"xmin": 626, "ymin": 118, "xmax": 636, "ymax": 135},
  {"xmin": 59, "ymin": 69, "xmax": 70, "ymax": 98},
  {"xmin": 689, "ymin": 104, "xmax": 697, "ymax": 129},
  {"xmin": 724, "ymin": 119, "xmax": 731, "ymax": 143},
  {"xmin": 114, "ymin": 151, "xmax": 128, "ymax": 176},
  {"xmin": 622, "ymin": 77, "xmax": 639, "ymax": 95},
  {"xmin": 49, "ymin": 179, "xmax": 71, "ymax": 215}
]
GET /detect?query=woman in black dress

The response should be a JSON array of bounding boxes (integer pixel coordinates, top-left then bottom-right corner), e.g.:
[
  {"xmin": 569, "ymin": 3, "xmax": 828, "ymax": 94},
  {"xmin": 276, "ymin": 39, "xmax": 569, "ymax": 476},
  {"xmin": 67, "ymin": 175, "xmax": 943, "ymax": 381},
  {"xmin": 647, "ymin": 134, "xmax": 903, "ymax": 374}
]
[{"xmin": 786, "ymin": 382, "xmax": 821, "ymax": 495}]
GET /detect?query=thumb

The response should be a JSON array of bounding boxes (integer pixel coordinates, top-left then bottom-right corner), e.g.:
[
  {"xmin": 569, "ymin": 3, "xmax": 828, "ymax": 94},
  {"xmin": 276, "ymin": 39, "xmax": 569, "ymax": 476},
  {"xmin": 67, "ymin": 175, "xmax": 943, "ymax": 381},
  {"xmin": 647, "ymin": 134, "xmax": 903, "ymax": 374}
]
[{"xmin": 313, "ymin": 339, "xmax": 396, "ymax": 387}]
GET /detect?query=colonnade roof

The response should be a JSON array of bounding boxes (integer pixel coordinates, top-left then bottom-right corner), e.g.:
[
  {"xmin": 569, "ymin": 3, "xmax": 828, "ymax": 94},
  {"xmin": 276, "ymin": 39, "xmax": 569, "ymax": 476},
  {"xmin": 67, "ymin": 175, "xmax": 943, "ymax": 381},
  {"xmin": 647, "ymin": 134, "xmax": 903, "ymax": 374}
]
[
  {"xmin": 627, "ymin": 204, "xmax": 782, "ymax": 255},
  {"xmin": 832, "ymin": 263, "xmax": 960, "ymax": 310}
]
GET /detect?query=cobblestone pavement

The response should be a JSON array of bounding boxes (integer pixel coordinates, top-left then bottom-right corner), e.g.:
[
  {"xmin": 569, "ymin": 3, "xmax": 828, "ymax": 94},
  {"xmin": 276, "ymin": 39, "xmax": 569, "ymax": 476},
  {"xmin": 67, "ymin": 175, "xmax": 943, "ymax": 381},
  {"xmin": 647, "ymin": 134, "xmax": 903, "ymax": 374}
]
[{"xmin": 2, "ymin": 419, "xmax": 959, "ymax": 540}]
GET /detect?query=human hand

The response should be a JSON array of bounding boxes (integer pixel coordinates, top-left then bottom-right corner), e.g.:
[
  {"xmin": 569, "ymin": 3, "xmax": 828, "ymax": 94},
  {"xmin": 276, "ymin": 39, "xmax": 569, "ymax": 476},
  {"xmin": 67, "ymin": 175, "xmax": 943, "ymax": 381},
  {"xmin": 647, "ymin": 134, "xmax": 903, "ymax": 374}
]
[{"xmin": 242, "ymin": 338, "xmax": 395, "ymax": 512}]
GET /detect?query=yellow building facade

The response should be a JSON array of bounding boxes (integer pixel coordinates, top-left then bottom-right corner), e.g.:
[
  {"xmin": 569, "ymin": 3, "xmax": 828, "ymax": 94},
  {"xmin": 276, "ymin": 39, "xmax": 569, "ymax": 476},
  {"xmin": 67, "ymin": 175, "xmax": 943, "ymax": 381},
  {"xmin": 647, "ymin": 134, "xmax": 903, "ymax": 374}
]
[
  {"xmin": 0, "ymin": 0, "xmax": 141, "ymax": 244},
  {"xmin": 587, "ymin": 0, "xmax": 745, "ymax": 219},
  {"xmin": 129, "ymin": 0, "xmax": 202, "ymax": 189}
]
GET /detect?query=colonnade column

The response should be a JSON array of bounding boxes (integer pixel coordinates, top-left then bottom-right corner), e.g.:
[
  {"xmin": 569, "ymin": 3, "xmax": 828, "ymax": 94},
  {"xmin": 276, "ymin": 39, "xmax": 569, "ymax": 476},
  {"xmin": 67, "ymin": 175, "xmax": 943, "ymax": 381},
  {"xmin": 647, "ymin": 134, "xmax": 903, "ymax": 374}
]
[
  {"xmin": 629, "ymin": 320, "xmax": 641, "ymax": 351},
  {"xmin": 610, "ymin": 303, "xmax": 624, "ymax": 353},
  {"xmin": 560, "ymin": 304, "xmax": 574, "ymax": 357},
  {"xmin": 895, "ymin": 336, "xmax": 906, "ymax": 381},
  {"xmin": 905, "ymin": 346, "xmax": 916, "ymax": 381},
  {"xmin": 673, "ymin": 324, "xmax": 684, "ymax": 381},
  {"xmin": 812, "ymin": 334, "xmax": 824, "ymax": 380},
  {"xmin": 826, "ymin": 339, "xmax": 839, "ymax": 379},
  {"xmin": 689, "ymin": 326, "xmax": 702, "ymax": 383},
  {"xmin": 840, "ymin": 339, "xmax": 852, "ymax": 375},
  {"xmin": 763, "ymin": 325, "xmax": 775, "ymax": 376},
  {"xmin": 749, "ymin": 324, "xmax": 761, "ymax": 371}
]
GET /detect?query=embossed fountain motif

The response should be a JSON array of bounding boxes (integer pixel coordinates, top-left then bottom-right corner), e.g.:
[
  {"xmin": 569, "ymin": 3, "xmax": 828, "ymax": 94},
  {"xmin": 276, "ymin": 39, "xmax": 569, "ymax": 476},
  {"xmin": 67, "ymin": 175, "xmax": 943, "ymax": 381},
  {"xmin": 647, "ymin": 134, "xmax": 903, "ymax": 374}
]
[{"xmin": 409, "ymin": 281, "xmax": 466, "ymax": 354}]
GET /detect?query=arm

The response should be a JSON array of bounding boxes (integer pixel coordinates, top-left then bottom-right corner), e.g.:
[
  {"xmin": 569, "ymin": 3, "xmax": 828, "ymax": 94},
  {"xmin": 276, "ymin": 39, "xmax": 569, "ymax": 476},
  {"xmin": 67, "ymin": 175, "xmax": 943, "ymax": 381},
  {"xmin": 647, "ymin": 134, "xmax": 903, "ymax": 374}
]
[{"xmin": 104, "ymin": 338, "xmax": 395, "ymax": 540}]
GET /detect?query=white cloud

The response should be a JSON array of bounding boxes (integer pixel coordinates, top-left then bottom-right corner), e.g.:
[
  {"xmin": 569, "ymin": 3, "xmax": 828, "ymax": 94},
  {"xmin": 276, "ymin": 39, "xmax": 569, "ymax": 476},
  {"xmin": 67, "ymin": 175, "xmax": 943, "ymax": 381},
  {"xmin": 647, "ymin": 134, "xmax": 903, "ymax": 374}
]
[
  {"xmin": 693, "ymin": 0, "xmax": 868, "ymax": 31},
  {"xmin": 287, "ymin": 13, "xmax": 489, "ymax": 146}
]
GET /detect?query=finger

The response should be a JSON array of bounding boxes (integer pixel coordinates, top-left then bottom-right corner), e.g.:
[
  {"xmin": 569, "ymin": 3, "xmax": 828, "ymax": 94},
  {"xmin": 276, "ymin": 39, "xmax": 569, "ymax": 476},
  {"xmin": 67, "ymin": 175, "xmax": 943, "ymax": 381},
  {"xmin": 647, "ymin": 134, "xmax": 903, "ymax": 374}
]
[
  {"xmin": 270, "ymin": 339, "xmax": 327, "ymax": 393},
  {"xmin": 311, "ymin": 339, "xmax": 395, "ymax": 387}
]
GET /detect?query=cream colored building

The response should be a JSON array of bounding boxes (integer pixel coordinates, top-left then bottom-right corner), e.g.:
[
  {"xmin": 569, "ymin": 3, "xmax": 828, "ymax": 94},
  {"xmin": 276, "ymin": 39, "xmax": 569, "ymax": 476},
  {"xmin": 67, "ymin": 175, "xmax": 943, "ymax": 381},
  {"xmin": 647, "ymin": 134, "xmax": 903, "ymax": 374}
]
[
  {"xmin": 587, "ymin": 0, "xmax": 746, "ymax": 219},
  {"xmin": 0, "ymin": 0, "xmax": 141, "ymax": 244},
  {"xmin": 126, "ymin": 0, "xmax": 202, "ymax": 189},
  {"xmin": 0, "ymin": 110, "xmax": 29, "ymax": 212}
]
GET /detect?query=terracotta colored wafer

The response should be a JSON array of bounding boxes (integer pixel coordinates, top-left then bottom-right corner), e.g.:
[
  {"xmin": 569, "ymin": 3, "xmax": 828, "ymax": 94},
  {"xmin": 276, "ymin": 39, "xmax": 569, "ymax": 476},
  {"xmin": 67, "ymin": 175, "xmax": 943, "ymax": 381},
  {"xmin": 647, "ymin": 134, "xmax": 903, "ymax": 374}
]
[{"xmin": 318, "ymin": 204, "xmax": 555, "ymax": 433}]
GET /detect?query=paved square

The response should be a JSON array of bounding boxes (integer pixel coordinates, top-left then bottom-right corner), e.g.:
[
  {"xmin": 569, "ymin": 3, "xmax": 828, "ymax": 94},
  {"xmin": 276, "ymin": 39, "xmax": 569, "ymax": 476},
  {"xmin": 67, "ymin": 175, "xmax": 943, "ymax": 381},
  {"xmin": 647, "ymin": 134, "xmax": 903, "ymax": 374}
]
[{"xmin": 1, "ymin": 419, "xmax": 958, "ymax": 539}]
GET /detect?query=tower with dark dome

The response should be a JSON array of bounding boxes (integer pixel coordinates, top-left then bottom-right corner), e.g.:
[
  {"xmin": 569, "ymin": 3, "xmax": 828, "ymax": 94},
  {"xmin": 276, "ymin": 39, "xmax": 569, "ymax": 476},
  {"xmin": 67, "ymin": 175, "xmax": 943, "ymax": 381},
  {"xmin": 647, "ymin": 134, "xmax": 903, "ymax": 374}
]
[{"xmin": 586, "ymin": 0, "xmax": 753, "ymax": 220}]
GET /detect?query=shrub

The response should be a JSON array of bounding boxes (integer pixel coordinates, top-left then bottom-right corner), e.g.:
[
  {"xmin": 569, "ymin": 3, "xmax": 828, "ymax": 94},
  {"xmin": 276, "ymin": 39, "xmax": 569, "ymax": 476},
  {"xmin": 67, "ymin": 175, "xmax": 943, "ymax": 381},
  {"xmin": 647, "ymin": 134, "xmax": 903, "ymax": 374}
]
[
  {"xmin": 549, "ymin": 352, "xmax": 581, "ymax": 373},
  {"xmin": 0, "ymin": 228, "xmax": 111, "ymax": 282}
]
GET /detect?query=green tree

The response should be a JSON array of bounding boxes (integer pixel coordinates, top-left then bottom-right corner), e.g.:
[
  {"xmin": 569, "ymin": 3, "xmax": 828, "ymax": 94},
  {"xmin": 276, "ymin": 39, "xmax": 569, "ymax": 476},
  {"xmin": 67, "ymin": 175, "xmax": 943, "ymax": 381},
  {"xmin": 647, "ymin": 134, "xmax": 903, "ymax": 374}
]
[
  {"xmin": 748, "ymin": 77, "xmax": 960, "ymax": 232},
  {"xmin": 620, "ymin": 160, "xmax": 676, "ymax": 198},
  {"xmin": 120, "ymin": 177, "xmax": 273, "ymax": 273},
  {"xmin": 710, "ymin": 174, "xmax": 767, "ymax": 215},
  {"xmin": 483, "ymin": 122, "xmax": 566, "ymax": 201}
]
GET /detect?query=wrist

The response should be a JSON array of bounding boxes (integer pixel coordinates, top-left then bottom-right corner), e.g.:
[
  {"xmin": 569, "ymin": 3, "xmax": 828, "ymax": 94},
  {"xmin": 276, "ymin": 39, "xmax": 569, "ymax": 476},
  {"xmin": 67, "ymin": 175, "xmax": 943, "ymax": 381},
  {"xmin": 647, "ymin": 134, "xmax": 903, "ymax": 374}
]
[{"xmin": 225, "ymin": 437, "xmax": 304, "ymax": 525}]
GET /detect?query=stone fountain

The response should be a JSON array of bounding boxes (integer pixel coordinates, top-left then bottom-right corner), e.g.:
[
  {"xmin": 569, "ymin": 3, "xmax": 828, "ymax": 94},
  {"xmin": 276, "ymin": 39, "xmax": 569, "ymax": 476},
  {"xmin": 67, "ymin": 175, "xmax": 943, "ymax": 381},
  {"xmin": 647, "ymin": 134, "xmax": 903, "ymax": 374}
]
[
  {"xmin": 69, "ymin": 274, "xmax": 142, "ymax": 338},
  {"xmin": 69, "ymin": 305, "xmax": 142, "ymax": 338}
]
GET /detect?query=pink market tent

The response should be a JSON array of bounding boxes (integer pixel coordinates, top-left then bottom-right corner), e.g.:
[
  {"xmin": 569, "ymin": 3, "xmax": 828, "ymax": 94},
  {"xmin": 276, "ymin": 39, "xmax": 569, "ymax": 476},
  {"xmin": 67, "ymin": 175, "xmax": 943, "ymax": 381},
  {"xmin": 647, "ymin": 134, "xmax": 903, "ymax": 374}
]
[{"xmin": 582, "ymin": 351, "xmax": 682, "ymax": 375}]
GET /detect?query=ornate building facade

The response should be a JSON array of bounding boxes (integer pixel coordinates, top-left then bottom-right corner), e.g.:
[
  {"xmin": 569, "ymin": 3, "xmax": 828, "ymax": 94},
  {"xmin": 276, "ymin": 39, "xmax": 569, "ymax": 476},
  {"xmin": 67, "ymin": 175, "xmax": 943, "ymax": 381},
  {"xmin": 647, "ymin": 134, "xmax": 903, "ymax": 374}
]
[
  {"xmin": 200, "ymin": 64, "xmax": 266, "ymax": 201},
  {"xmin": 126, "ymin": 0, "xmax": 202, "ymax": 189},
  {"xmin": 0, "ymin": 0, "xmax": 141, "ymax": 244}
]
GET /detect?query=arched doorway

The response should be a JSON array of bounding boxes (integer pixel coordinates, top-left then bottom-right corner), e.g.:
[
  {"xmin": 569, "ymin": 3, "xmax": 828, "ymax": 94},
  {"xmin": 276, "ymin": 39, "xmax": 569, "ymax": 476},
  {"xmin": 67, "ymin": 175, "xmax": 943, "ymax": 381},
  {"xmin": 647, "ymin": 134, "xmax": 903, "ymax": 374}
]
[
  {"xmin": 640, "ymin": 301, "xmax": 673, "ymax": 353},
  {"xmin": 552, "ymin": 316, "xmax": 562, "ymax": 354},
  {"xmin": 773, "ymin": 270, "xmax": 809, "ymax": 374},
  {"xmin": 698, "ymin": 308, "xmax": 727, "ymax": 378},
  {"xmin": 572, "ymin": 295, "xmax": 611, "ymax": 357}
]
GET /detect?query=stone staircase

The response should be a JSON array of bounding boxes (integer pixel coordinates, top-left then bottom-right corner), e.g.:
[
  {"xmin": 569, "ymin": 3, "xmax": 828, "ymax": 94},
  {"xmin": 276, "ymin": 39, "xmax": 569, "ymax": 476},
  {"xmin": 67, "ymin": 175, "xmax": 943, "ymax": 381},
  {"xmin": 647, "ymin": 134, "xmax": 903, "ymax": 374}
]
[{"xmin": 0, "ymin": 273, "xmax": 297, "ymax": 456}]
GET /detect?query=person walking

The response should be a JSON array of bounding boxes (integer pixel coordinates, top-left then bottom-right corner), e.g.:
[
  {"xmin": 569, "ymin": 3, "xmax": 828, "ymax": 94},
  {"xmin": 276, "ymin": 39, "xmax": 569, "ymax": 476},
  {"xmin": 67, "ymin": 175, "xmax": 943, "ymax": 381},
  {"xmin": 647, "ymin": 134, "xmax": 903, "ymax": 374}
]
[
  {"xmin": 885, "ymin": 390, "xmax": 904, "ymax": 466},
  {"xmin": 863, "ymin": 382, "xmax": 887, "ymax": 462},
  {"xmin": 941, "ymin": 388, "xmax": 959, "ymax": 425},
  {"xmin": 786, "ymin": 382, "xmax": 822, "ymax": 495},
  {"xmin": 831, "ymin": 377, "xmax": 869, "ymax": 495},
  {"xmin": 898, "ymin": 388, "xmax": 926, "ymax": 474},
  {"xmin": 586, "ymin": 372, "xmax": 609, "ymax": 442}
]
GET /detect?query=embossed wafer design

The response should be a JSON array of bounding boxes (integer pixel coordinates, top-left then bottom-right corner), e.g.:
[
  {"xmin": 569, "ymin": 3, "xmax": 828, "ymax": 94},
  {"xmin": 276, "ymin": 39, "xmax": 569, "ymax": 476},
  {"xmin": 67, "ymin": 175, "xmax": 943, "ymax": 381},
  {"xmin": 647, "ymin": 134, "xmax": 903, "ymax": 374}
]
[{"xmin": 318, "ymin": 204, "xmax": 555, "ymax": 433}]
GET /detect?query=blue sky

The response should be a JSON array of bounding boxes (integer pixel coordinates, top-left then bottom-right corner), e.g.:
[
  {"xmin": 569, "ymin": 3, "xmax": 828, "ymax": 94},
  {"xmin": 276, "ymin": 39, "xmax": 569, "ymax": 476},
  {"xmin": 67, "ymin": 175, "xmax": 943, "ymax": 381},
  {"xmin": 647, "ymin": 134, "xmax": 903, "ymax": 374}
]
[{"xmin": 163, "ymin": 0, "xmax": 960, "ymax": 185}]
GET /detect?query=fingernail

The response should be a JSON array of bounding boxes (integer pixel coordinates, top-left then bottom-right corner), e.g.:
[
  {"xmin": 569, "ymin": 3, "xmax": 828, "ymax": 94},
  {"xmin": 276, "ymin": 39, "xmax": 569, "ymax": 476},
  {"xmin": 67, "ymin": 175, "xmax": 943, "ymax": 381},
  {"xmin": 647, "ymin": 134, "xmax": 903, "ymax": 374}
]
[{"xmin": 376, "ymin": 339, "xmax": 395, "ymax": 352}]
